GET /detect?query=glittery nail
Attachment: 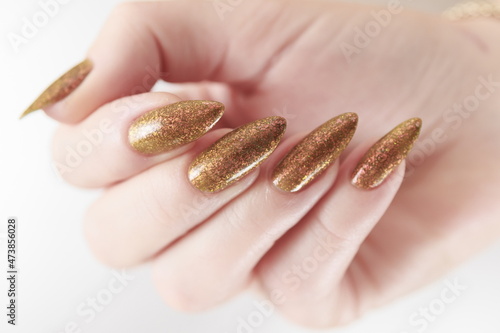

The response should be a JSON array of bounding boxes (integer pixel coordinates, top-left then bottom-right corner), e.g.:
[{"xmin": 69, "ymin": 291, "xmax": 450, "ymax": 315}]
[
  {"xmin": 351, "ymin": 118, "xmax": 422, "ymax": 189},
  {"xmin": 272, "ymin": 113, "xmax": 358, "ymax": 192},
  {"xmin": 189, "ymin": 116, "xmax": 287, "ymax": 193},
  {"xmin": 20, "ymin": 59, "xmax": 93, "ymax": 119},
  {"xmin": 128, "ymin": 100, "xmax": 225, "ymax": 155}
]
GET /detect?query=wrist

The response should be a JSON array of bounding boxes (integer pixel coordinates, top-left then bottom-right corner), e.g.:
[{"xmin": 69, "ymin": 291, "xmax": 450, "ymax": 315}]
[
  {"xmin": 443, "ymin": 1, "xmax": 500, "ymax": 70},
  {"xmin": 444, "ymin": 14, "xmax": 500, "ymax": 94},
  {"xmin": 440, "ymin": 8, "xmax": 500, "ymax": 129}
]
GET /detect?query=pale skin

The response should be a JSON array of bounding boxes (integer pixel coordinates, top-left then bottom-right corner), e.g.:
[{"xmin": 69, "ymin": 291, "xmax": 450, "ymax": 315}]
[{"xmin": 46, "ymin": 0, "xmax": 500, "ymax": 328}]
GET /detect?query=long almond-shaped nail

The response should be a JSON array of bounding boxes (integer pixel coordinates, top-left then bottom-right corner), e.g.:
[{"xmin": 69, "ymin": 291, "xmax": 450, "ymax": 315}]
[
  {"xmin": 189, "ymin": 116, "xmax": 287, "ymax": 192},
  {"xmin": 272, "ymin": 113, "xmax": 358, "ymax": 192},
  {"xmin": 20, "ymin": 59, "xmax": 93, "ymax": 119},
  {"xmin": 128, "ymin": 100, "xmax": 225, "ymax": 155},
  {"xmin": 351, "ymin": 118, "xmax": 422, "ymax": 189}
]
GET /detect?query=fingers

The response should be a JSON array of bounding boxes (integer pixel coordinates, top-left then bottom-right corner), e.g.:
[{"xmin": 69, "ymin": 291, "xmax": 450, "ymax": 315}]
[
  {"xmin": 255, "ymin": 147, "xmax": 406, "ymax": 328},
  {"xmin": 83, "ymin": 114, "xmax": 408, "ymax": 315},
  {"xmin": 52, "ymin": 92, "xmax": 227, "ymax": 188},
  {"xmin": 84, "ymin": 115, "xmax": 287, "ymax": 267},
  {"xmin": 150, "ymin": 135, "xmax": 340, "ymax": 311},
  {"xmin": 84, "ymin": 128, "xmax": 259, "ymax": 268}
]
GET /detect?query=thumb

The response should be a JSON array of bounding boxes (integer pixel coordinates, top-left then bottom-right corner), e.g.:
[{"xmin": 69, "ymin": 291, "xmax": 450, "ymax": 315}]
[{"xmin": 23, "ymin": 0, "xmax": 291, "ymax": 123}]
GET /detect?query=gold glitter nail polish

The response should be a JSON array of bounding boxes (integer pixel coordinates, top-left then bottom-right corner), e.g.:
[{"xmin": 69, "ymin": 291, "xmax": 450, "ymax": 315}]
[
  {"xmin": 351, "ymin": 118, "xmax": 422, "ymax": 189},
  {"xmin": 128, "ymin": 100, "xmax": 225, "ymax": 155},
  {"xmin": 272, "ymin": 113, "xmax": 358, "ymax": 192},
  {"xmin": 189, "ymin": 116, "xmax": 287, "ymax": 193},
  {"xmin": 20, "ymin": 59, "xmax": 93, "ymax": 119}
]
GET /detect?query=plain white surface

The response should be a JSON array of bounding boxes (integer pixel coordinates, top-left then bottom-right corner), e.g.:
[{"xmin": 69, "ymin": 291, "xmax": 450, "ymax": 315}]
[{"xmin": 1, "ymin": 0, "xmax": 499, "ymax": 332}]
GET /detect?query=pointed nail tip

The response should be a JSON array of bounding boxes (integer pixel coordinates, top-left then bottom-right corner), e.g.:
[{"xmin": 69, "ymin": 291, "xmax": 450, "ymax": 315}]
[
  {"xmin": 405, "ymin": 118, "xmax": 423, "ymax": 139},
  {"xmin": 203, "ymin": 101, "xmax": 225, "ymax": 118},
  {"xmin": 79, "ymin": 58, "xmax": 94, "ymax": 72},
  {"xmin": 19, "ymin": 107, "xmax": 37, "ymax": 119},
  {"xmin": 20, "ymin": 58, "xmax": 92, "ymax": 121},
  {"xmin": 346, "ymin": 113, "xmax": 359, "ymax": 128},
  {"xmin": 268, "ymin": 115, "xmax": 287, "ymax": 123},
  {"xmin": 277, "ymin": 116, "xmax": 288, "ymax": 128},
  {"xmin": 215, "ymin": 104, "xmax": 226, "ymax": 116},
  {"xmin": 336, "ymin": 113, "xmax": 359, "ymax": 137},
  {"xmin": 404, "ymin": 117, "xmax": 423, "ymax": 129},
  {"xmin": 343, "ymin": 112, "xmax": 359, "ymax": 121},
  {"xmin": 19, "ymin": 111, "xmax": 29, "ymax": 120},
  {"xmin": 330, "ymin": 113, "xmax": 358, "ymax": 130},
  {"xmin": 264, "ymin": 116, "xmax": 287, "ymax": 134}
]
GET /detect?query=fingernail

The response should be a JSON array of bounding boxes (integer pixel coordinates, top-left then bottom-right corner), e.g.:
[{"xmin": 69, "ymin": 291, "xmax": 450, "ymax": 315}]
[
  {"xmin": 20, "ymin": 59, "xmax": 93, "ymax": 119},
  {"xmin": 128, "ymin": 100, "xmax": 225, "ymax": 155},
  {"xmin": 189, "ymin": 116, "xmax": 287, "ymax": 193},
  {"xmin": 272, "ymin": 113, "xmax": 358, "ymax": 192},
  {"xmin": 351, "ymin": 118, "xmax": 422, "ymax": 189}
]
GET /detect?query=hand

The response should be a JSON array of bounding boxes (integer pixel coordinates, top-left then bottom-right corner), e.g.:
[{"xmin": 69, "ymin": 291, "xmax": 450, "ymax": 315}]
[{"xmin": 42, "ymin": 0, "xmax": 500, "ymax": 327}]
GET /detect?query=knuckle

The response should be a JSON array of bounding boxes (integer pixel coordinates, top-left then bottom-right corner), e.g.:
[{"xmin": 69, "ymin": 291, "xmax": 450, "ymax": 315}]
[{"xmin": 152, "ymin": 269, "xmax": 208, "ymax": 312}]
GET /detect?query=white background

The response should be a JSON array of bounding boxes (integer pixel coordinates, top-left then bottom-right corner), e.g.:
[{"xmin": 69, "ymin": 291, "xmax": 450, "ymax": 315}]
[{"xmin": 1, "ymin": 0, "xmax": 499, "ymax": 332}]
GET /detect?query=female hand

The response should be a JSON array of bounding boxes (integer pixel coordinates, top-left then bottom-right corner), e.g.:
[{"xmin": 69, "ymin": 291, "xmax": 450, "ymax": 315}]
[{"xmin": 29, "ymin": 0, "xmax": 500, "ymax": 327}]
